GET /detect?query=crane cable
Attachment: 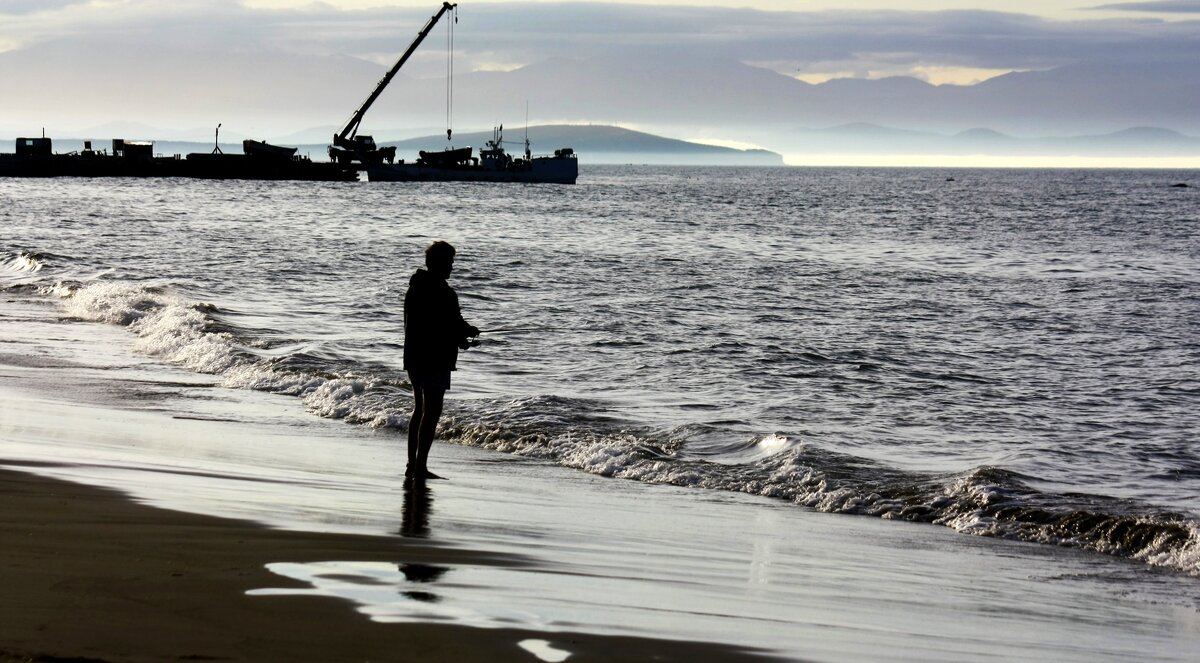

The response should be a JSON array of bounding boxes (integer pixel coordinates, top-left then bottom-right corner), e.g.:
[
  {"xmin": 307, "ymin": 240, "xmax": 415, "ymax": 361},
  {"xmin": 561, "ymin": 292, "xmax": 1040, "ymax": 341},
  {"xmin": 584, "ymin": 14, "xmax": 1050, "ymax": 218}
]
[{"xmin": 445, "ymin": 5, "xmax": 457, "ymax": 142}]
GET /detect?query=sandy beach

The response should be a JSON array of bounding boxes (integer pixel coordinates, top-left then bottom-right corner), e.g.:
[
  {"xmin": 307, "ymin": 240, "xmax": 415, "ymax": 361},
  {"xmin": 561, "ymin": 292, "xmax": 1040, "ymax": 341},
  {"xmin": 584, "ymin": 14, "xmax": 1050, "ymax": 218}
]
[{"xmin": 0, "ymin": 467, "xmax": 783, "ymax": 663}]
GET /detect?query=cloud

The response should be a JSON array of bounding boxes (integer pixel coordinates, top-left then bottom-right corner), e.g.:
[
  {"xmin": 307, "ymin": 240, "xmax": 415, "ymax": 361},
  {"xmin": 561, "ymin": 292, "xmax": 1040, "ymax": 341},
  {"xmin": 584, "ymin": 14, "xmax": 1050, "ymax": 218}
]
[
  {"xmin": 343, "ymin": 4, "xmax": 1200, "ymax": 77},
  {"xmin": 0, "ymin": 0, "xmax": 87, "ymax": 16},
  {"xmin": 2, "ymin": 1, "xmax": 1197, "ymax": 79},
  {"xmin": 1091, "ymin": 1, "xmax": 1200, "ymax": 12}
]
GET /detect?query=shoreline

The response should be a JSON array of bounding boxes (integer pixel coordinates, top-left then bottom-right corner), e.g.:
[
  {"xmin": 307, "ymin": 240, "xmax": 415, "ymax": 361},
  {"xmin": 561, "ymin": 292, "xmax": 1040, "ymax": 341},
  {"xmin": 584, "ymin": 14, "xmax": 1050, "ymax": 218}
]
[
  {"xmin": 0, "ymin": 465, "xmax": 785, "ymax": 663},
  {"xmin": 3, "ymin": 293, "xmax": 1200, "ymax": 662}
]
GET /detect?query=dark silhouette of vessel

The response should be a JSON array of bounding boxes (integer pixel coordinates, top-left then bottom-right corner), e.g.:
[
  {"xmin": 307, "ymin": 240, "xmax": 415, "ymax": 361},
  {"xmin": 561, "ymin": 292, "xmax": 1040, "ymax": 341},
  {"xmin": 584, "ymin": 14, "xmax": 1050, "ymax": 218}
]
[
  {"xmin": 365, "ymin": 126, "xmax": 577, "ymax": 183},
  {"xmin": 332, "ymin": 2, "xmax": 578, "ymax": 184},
  {"xmin": 0, "ymin": 136, "xmax": 357, "ymax": 181}
]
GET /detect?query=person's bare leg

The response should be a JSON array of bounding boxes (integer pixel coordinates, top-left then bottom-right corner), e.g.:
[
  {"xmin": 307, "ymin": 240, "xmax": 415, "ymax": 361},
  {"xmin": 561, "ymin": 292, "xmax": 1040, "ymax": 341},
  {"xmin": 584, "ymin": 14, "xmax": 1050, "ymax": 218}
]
[
  {"xmin": 406, "ymin": 386, "xmax": 426, "ymax": 479},
  {"xmin": 416, "ymin": 388, "xmax": 445, "ymax": 479}
]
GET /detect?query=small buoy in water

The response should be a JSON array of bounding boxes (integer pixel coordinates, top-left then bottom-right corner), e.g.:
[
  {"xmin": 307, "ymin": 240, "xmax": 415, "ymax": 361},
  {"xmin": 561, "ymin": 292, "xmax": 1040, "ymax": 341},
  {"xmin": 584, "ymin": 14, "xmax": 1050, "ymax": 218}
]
[
  {"xmin": 1170, "ymin": 182, "xmax": 1189, "ymax": 188},
  {"xmin": 946, "ymin": 177, "xmax": 956, "ymax": 182}
]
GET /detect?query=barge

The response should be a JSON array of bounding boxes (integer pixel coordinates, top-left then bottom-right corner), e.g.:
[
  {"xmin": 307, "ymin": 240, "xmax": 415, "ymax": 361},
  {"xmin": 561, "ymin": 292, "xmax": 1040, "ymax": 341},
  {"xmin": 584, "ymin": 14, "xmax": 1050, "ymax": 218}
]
[{"xmin": 0, "ymin": 136, "xmax": 357, "ymax": 181}]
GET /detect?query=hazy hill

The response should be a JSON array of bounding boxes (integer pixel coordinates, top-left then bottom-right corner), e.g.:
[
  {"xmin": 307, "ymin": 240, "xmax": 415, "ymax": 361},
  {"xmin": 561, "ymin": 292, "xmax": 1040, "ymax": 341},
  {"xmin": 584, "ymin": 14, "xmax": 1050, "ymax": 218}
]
[
  {"xmin": 789, "ymin": 124, "xmax": 1200, "ymax": 157},
  {"xmin": 374, "ymin": 125, "xmax": 783, "ymax": 165}
]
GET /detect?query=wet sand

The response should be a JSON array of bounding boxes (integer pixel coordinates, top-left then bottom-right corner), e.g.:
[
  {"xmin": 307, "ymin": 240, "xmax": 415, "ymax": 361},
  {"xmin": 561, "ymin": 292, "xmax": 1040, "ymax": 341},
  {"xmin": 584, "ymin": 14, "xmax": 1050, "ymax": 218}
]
[{"xmin": 0, "ymin": 466, "xmax": 782, "ymax": 663}]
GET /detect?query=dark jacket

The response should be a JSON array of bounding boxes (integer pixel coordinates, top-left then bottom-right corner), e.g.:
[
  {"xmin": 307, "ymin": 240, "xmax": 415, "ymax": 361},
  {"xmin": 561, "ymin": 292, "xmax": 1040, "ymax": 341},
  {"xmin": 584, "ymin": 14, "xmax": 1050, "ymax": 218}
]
[{"xmin": 403, "ymin": 268, "xmax": 473, "ymax": 372}]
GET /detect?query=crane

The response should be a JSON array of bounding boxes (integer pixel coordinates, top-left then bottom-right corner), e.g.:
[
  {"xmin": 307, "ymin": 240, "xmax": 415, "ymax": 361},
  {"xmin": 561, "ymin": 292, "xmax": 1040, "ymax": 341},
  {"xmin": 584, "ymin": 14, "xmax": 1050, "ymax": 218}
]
[{"xmin": 329, "ymin": 2, "xmax": 457, "ymax": 165}]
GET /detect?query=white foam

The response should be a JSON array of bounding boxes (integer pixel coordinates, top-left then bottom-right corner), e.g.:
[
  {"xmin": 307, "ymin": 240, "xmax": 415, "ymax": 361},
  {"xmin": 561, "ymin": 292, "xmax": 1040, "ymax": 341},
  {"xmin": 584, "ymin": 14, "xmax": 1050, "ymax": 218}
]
[
  {"xmin": 1137, "ymin": 522, "xmax": 1200, "ymax": 576},
  {"xmin": 56, "ymin": 281, "xmax": 242, "ymax": 374},
  {"xmin": 41, "ymin": 282, "xmax": 75, "ymax": 299},
  {"xmin": 301, "ymin": 378, "xmax": 369, "ymax": 419},
  {"xmin": 6, "ymin": 253, "xmax": 43, "ymax": 272},
  {"xmin": 758, "ymin": 433, "xmax": 791, "ymax": 452}
]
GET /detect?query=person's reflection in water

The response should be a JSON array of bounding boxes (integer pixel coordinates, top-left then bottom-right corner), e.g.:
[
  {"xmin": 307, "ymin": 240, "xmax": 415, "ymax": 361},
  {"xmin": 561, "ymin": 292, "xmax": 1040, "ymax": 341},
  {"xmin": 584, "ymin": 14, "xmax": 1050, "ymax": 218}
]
[
  {"xmin": 398, "ymin": 483, "xmax": 446, "ymax": 602},
  {"xmin": 398, "ymin": 562, "xmax": 447, "ymax": 603},
  {"xmin": 401, "ymin": 479, "xmax": 433, "ymax": 538}
]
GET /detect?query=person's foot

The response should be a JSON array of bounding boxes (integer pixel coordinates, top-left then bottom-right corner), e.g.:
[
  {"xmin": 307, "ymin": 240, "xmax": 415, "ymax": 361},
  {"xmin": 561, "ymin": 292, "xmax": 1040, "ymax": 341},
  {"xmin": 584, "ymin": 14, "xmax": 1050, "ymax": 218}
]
[{"xmin": 420, "ymin": 469, "xmax": 447, "ymax": 480}]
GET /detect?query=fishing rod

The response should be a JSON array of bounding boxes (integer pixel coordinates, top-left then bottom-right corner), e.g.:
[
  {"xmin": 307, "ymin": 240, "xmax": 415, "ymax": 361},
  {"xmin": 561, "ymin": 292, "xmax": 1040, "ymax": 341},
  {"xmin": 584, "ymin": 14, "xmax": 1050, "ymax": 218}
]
[{"xmin": 477, "ymin": 327, "xmax": 546, "ymax": 335}]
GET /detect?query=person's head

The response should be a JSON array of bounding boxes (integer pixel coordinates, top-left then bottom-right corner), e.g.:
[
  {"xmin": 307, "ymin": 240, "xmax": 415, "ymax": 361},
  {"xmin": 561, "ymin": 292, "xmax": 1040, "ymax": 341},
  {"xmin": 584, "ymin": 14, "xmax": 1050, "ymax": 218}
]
[{"xmin": 425, "ymin": 240, "xmax": 456, "ymax": 278}]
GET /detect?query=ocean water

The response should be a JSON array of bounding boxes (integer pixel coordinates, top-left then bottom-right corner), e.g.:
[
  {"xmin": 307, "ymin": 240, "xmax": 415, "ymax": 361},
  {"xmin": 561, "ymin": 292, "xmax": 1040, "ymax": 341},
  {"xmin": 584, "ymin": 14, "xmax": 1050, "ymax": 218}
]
[{"xmin": 2, "ymin": 166, "xmax": 1199, "ymax": 583}]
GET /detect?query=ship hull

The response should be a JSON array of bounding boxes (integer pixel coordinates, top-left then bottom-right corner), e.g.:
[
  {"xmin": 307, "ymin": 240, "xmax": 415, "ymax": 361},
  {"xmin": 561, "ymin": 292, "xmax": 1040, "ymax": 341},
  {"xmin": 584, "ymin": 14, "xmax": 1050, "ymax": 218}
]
[
  {"xmin": 0, "ymin": 153, "xmax": 357, "ymax": 181},
  {"xmin": 364, "ymin": 155, "xmax": 577, "ymax": 184}
]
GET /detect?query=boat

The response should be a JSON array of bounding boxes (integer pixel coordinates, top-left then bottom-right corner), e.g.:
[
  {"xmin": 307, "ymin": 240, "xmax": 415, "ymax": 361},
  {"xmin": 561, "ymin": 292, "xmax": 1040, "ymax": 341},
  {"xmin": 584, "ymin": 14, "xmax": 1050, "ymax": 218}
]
[
  {"xmin": 0, "ymin": 136, "xmax": 357, "ymax": 181},
  {"xmin": 331, "ymin": 2, "xmax": 578, "ymax": 184},
  {"xmin": 243, "ymin": 139, "xmax": 298, "ymax": 160},
  {"xmin": 364, "ymin": 127, "xmax": 577, "ymax": 184},
  {"xmin": 181, "ymin": 139, "xmax": 356, "ymax": 181}
]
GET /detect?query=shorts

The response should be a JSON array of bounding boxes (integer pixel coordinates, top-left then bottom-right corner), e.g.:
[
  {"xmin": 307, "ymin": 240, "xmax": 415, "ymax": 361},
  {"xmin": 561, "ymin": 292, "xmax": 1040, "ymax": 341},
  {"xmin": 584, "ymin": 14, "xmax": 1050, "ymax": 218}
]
[{"xmin": 408, "ymin": 369, "xmax": 452, "ymax": 392}]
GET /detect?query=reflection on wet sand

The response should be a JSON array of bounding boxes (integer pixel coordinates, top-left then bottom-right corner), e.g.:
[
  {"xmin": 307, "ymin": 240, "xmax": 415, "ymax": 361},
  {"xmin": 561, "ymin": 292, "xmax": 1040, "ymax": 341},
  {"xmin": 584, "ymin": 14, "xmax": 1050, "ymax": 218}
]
[
  {"xmin": 398, "ymin": 562, "xmax": 448, "ymax": 603},
  {"xmin": 400, "ymin": 479, "xmax": 432, "ymax": 538}
]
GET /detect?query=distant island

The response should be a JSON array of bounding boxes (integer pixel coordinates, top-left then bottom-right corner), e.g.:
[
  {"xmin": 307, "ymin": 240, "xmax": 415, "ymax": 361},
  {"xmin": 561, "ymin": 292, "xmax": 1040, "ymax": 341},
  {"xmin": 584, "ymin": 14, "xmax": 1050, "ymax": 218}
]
[{"xmin": 373, "ymin": 125, "xmax": 785, "ymax": 166}]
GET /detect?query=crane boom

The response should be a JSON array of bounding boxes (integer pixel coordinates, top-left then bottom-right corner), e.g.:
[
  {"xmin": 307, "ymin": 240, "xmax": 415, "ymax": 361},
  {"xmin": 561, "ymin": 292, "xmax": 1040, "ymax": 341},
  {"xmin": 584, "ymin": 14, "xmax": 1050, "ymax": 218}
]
[{"xmin": 332, "ymin": 1, "xmax": 456, "ymax": 158}]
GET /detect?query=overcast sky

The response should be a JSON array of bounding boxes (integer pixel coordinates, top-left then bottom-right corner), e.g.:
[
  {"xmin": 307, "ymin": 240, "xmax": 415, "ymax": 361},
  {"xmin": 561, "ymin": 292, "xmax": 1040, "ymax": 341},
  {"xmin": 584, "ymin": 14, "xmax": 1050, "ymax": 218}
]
[
  {"xmin": 2, "ymin": 0, "xmax": 1198, "ymax": 166},
  {"xmin": 3, "ymin": 0, "xmax": 1197, "ymax": 85}
]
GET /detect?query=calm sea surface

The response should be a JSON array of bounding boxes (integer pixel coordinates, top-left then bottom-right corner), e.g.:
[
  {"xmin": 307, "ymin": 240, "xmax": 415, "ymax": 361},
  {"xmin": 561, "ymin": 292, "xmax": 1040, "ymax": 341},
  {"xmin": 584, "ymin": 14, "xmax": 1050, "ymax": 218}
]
[{"xmin": 3, "ymin": 166, "xmax": 1199, "ymax": 576}]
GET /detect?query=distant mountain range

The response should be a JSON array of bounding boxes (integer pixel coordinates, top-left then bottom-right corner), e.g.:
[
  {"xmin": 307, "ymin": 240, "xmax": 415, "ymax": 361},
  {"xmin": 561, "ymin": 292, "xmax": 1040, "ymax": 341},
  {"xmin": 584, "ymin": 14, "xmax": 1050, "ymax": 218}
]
[
  {"xmin": 793, "ymin": 124, "xmax": 1200, "ymax": 157},
  {"xmin": 5, "ymin": 123, "xmax": 1199, "ymax": 165},
  {"xmin": 378, "ymin": 56, "xmax": 1200, "ymax": 151}
]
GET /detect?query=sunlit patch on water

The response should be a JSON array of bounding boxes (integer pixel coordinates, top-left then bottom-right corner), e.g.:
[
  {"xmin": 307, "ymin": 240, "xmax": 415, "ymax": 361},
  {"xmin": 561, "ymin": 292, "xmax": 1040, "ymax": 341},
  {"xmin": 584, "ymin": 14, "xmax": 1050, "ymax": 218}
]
[
  {"xmin": 249, "ymin": 561, "xmax": 580, "ymax": 631},
  {"xmin": 518, "ymin": 639, "xmax": 572, "ymax": 662},
  {"xmin": 246, "ymin": 558, "xmax": 785, "ymax": 648}
]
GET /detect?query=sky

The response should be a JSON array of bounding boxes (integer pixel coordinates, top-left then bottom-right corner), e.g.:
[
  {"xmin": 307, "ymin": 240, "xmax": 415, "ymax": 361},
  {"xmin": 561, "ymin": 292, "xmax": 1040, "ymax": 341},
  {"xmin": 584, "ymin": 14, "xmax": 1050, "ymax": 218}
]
[
  {"xmin": 4, "ymin": 0, "xmax": 1197, "ymax": 82},
  {"xmin": 2, "ymin": 0, "xmax": 1198, "ymax": 165}
]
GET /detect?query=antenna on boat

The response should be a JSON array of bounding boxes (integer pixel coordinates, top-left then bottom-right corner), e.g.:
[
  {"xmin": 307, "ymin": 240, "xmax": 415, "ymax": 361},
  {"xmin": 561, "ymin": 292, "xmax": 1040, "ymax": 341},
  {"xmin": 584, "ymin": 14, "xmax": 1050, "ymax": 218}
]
[
  {"xmin": 524, "ymin": 101, "xmax": 531, "ymax": 161},
  {"xmin": 212, "ymin": 123, "xmax": 223, "ymax": 154}
]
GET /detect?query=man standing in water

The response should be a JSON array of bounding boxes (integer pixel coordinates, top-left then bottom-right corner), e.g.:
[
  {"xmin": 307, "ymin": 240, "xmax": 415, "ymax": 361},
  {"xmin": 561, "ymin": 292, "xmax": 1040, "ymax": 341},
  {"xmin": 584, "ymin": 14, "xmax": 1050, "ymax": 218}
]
[{"xmin": 404, "ymin": 241, "xmax": 479, "ymax": 481}]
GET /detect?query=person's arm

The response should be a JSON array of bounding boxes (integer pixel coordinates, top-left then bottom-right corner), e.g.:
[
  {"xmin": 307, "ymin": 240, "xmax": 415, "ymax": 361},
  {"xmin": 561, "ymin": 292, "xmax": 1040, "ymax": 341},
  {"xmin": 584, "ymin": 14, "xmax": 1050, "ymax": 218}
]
[{"xmin": 449, "ymin": 289, "xmax": 479, "ymax": 346}]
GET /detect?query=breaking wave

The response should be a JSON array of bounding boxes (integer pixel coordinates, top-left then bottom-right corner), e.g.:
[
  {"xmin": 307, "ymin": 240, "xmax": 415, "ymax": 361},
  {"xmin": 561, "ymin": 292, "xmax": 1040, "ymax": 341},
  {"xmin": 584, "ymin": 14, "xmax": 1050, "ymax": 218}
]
[
  {"xmin": 6, "ymin": 251, "xmax": 45, "ymax": 273},
  {"xmin": 29, "ymin": 275, "xmax": 1200, "ymax": 578},
  {"xmin": 435, "ymin": 395, "xmax": 1200, "ymax": 577}
]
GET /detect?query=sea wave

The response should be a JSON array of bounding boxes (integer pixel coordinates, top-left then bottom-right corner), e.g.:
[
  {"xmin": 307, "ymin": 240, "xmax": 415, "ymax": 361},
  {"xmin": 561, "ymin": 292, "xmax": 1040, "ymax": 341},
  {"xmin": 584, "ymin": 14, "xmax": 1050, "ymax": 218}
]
[
  {"xmin": 47, "ymin": 278, "xmax": 410, "ymax": 426},
  {"xmin": 5, "ymin": 251, "xmax": 45, "ymax": 273},
  {"xmin": 54, "ymin": 281, "xmax": 244, "ymax": 374},
  {"xmin": 431, "ymin": 396, "xmax": 1200, "ymax": 577},
  {"xmin": 1, "ymin": 251, "xmax": 50, "ymax": 291},
  {"xmin": 37, "ymin": 276, "xmax": 1200, "ymax": 578}
]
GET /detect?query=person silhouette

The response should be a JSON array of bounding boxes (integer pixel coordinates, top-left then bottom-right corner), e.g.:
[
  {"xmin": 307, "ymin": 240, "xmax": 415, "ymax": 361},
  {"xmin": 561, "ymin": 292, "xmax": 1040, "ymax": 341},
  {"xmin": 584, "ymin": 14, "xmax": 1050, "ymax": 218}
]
[{"xmin": 403, "ymin": 241, "xmax": 478, "ymax": 481}]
